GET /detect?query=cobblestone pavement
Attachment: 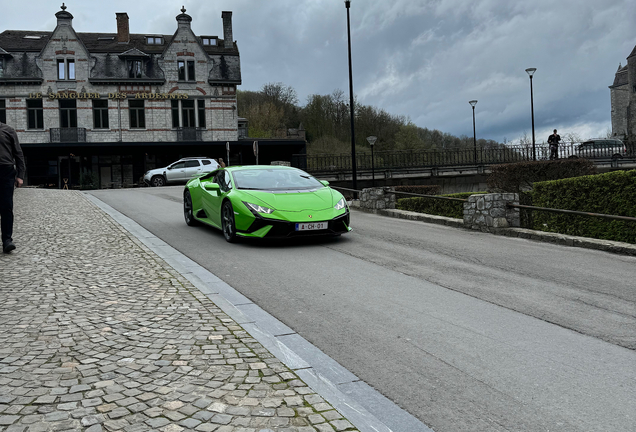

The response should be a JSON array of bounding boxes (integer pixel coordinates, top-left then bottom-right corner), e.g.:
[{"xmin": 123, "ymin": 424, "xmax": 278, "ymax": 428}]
[{"xmin": 0, "ymin": 188, "xmax": 359, "ymax": 432}]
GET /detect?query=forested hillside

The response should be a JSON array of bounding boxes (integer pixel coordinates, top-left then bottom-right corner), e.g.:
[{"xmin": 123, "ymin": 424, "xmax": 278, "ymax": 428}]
[{"xmin": 237, "ymin": 82, "xmax": 505, "ymax": 155}]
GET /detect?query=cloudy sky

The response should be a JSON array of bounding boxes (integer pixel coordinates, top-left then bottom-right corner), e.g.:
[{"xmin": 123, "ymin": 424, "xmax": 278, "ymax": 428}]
[{"xmin": 3, "ymin": 0, "xmax": 635, "ymax": 144}]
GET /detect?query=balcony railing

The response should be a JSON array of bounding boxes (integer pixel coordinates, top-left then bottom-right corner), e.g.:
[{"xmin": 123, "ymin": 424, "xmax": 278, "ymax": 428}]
[
  {"xmin": 176, "ymin": 127, "xmax": 204, "ymax": 142},
  {"xmin": 50, "ymin": 128, "xmax": 86, "ymax": 143}
]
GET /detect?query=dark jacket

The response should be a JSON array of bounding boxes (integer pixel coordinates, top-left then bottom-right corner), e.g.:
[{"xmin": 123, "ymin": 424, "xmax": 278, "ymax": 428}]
[
  {"xmin": 0, "ymin": 122, "xmax": 25, "ymax": 179},
  {"xmin": 548, "ymin": 133, "xmax": 561, "ymax": 146}
]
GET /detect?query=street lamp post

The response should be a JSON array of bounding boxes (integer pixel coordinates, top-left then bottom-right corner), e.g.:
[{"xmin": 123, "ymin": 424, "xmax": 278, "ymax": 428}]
[
  {"xmin": 366, "ymin": 136, "xmax": 377, "ymax": 186},
  {"xmin": 345, "ymin": 0, "xmax": 357, "ymax": 194},
  {"xmin": 469, "ymin": 100, "xmax": 478, "ymax": 164},
  {"xmin": 526, "ymin": 68, "xmax": 537, "ymax": 161}
]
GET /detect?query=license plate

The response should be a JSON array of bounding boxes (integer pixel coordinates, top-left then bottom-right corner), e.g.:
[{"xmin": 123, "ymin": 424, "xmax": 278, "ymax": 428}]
[{"xmin": 295, "ymin": 222, "xmax": 328, "ymax": 231}]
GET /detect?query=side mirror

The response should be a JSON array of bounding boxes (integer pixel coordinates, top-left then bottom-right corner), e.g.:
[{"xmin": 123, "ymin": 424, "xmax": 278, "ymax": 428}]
[
  {"xmin": 320, "ymin": 180, "xmax": 330, "ymax": 186},
  {"xmin": 204, "ymin": 182, "xmax": 220, "ymax": 191}
]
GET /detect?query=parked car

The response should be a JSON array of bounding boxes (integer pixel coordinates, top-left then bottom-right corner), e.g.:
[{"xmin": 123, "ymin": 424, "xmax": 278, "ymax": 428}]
[
  {"xmin": 183, "ymin": 165, "xmax": 352, "ymax": 242},
  {"xmin": 573, "ymin": 139, "xmax": 627, "ymax": 160},
  {"xmin": 144, "ymin": 157, "xmax": 220, "ymax": 187}
]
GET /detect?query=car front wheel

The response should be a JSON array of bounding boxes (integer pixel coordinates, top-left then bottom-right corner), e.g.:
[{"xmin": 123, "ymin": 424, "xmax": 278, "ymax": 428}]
[
  {"xmin": 184, "ymin": 190, "xmax": 199, "ymax": 226},
  {"xmin": 151, "ymin": 175, "xmax": 165, "ymax": 187},
  {"xmin": 221, "ymin": 201, "xmax": 237, "ymax": 243}
]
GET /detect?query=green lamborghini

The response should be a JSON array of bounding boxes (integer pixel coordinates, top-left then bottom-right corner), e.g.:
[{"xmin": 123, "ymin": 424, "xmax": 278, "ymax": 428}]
[{"xmin": 183, "ymin": 165, "xmax": 351, "ymax": 242}]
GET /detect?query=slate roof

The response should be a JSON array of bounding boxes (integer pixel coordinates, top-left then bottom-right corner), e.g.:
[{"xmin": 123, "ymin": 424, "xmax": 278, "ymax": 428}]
[
  {"xmin": 612, "ymin": 65, "xmax": 629, "ymax": 87},
  {"xmin": 628, "ymin": 44, "xmax": 636, "ymax": 59},
  {"xmin": 0, "ymin": 30, "xmax": 238, "ymax": 56}
]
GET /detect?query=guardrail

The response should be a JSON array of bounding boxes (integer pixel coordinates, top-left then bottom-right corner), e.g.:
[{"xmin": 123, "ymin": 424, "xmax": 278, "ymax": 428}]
[{"xmin": 334, "ymin": 186, "xmax": 636, "ymax": 223}]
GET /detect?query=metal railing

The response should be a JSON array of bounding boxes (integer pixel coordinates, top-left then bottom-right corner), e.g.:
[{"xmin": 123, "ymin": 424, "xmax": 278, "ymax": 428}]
[
  {"xmin": 50, "ymin": 127, "xmax": 86, "ymax": 143},
  {"xmin": 294, "ymin": 142, "xmax": 635, "ymax": 173},
  {"xmin": 176, "ymin": 127, "xmax": 204, "ymax": 142}
]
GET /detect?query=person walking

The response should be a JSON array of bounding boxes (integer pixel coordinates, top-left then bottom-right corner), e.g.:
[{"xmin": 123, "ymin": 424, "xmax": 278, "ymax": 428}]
[
  {"xmin": 548, "ymin": 129, "xmax": 561, "ymax": 160},
  {"xmin": 0, "ymin": 120, "xmax": 26, "ymax": 253}
]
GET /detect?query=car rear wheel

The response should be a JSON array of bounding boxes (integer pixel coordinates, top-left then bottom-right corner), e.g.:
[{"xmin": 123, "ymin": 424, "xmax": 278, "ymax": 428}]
[
  {"xmin": 221, "ymin": 201, "xmax": 237, "ymax": 243},
  {"xmin": 184, "ymin": 190, "xmax": 199, "ymax": 226},
  {"xmin": 151, "ymin": 175, "xmax": 165, "ymax": 187}
]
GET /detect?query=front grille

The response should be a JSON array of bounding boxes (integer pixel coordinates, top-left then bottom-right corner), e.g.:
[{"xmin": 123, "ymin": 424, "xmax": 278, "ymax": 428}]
[{"xmin": 242, "ymin": 210, "xmax": 350, "ymax": 238}]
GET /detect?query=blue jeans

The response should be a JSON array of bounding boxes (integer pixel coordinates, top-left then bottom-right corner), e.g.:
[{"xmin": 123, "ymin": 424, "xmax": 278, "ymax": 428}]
[{"xmin": 0, "ymin": 165, "xmax": 16, "ymax": 243}]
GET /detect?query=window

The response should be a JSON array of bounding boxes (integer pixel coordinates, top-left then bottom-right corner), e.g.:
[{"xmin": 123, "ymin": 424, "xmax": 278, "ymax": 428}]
[
  {"xmin": 170, "ymin": 162, "xmax": 185, "ymax": 170},
  {"xmin": 0, "ymin": 100, "xmax": 5, "ymax": 123},
  {"xmin": 128, "ymin": 100, "xmax": 145, "ymax": 129},
  {"xmin": 171, "ymin": 99, "xmax": 205, "ymax": 128},
  {"xmin": 184, "ymin": 160, "xmax": 200, "ymax": 168},
  {"xmin": 201, "ymin": 37, "xmax": 216, "ymax": 46},
  {"xmin": 59, "ymin": 100, "xmax": 77, "ymax": 128},
  {"xmin": 0, "ymin": 59, "xmax": 4, "ymax": 78},
  {"xmin": 197, "ymin": 99, "xmax": 205, "ymax": 128},
  {"xmin": 128, "ymin": 60, "xmax": 142, "ymax": 78},
  {"xmin": 92, "ymin": 99, "xmax": 109, "ymax": 129},
  {"xmin": 177, "ymin": 60, "xmax": 195, "ymax": 81},
  {"xmin": 146, "ymin": 36, "xmax": 163, "ymax": 45},
  {"xmin": 57, "ymin": 59, "xmax": 75, "ymax": 80},
  {"xmin": 27, "ymin": 99, "xmax": 44, "ymax": 129},
  {"xmin": 202, "ymin": 160, "xmax": 212, "ymax": 166}
]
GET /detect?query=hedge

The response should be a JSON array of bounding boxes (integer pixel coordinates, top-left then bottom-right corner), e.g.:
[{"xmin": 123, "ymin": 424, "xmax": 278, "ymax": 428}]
[
  {"xmin": 397, "ymin": 192, "xmax": 485, "ymax": 219},
  {"xmin": 393, "ymin": 185, "xmax": 441, "ymax": 195},
  {"xmin": 531, "ymin": 170, "xmax": 636, "ymax": 243},
  {"xmin": 488, "ymin": 159, "xmax": 597, "ymax": 194}
]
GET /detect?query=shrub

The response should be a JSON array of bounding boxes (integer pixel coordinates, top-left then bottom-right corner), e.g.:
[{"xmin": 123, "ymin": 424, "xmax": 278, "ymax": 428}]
[
  {"xmin": 393, "ymin": 185, "xmax": 441, "ymax": 195},
  {"xmin": 531, "ymin": 170, "xmax": 636, "ymax": 243},
  {"xmin": 397, "ymin": 192, "xmax": 485, "ymax": 219},
  {"xmin": 488, "ymin": 159, "xmax": 596, "ymax": 194}
]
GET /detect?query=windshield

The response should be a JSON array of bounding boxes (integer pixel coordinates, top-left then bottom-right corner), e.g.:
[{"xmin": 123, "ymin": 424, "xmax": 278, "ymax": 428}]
[{"xmin": 233, "ymin": 169, "xmax": 324, "ymax": 191}]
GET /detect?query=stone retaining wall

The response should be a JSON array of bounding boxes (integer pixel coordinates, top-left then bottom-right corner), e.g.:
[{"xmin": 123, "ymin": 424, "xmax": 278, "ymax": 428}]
[{"xmin": 463, "ymin": 193, "xmax": 520, "ymax": 231}]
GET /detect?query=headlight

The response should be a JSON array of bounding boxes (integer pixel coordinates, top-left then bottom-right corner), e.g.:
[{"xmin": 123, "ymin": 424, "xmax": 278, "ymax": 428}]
[
  {"xmin": 244, "ymin": 202, "xmax": 275, "ymax": 214},
  {"xmin": 334, "ymin": 198, "xmax": 346, "ymax": 210}
]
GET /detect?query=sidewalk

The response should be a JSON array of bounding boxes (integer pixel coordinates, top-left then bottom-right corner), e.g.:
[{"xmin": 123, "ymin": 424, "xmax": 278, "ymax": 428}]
[{"xmin": 0, "ymin": 189, "xmax": 360, "ymax": 432}]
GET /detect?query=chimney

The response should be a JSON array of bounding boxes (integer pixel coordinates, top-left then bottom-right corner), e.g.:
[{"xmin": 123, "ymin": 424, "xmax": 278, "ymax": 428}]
[
  {"xmin": 116, "ymin": 13, "xmax": 129, "ymax": 43},
  {"xmin": 222, "ymin": 11, "xmax": 233, "ymax": 49}
]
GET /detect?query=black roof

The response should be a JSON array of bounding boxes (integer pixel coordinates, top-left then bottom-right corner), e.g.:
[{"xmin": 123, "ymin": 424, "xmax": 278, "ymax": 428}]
[{"xmin": 0, "ymin": 30, "xmax": 237, "ymax": 56}]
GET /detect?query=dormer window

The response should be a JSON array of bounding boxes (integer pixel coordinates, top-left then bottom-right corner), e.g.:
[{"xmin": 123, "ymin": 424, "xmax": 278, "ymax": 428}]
[
  {"xmin": 201, "ymin": 37, "xmax": 217, "ymax": 46},
  {"xmin": 128, "ymin": 60, "xmax": 142, "ymax": 78},
  {"xmin": 146, "ymin": 36, "xmax": 163, "ymax": 45},
  {"xmin": 57, "ymin": 59, "xmax": 75, "ymax": 80}
]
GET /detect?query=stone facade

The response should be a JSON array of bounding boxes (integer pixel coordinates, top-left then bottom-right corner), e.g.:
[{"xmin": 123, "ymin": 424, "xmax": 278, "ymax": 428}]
[
  {"xmin": 0, "ymin": 5, "xmax": 241, "ymax": 144},
  {"xmin": 359, "ymin": 187, "xmax": 396, "ymax": 211},
  {"xmin": 610, "ymin": 44, "xmax": 636, "ymax": 140},
  {"xmin": 463, "ymin": 193, "xmax": 520, "ymax": 232}
]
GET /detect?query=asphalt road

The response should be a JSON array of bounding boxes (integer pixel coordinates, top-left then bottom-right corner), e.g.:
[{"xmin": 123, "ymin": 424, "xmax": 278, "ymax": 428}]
[{"xmin": 88, "ymin": 186, "xmax": 636, "ymax": 432}]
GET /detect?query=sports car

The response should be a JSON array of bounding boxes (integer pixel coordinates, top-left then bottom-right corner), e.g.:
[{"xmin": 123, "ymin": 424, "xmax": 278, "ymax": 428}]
[{"xmin": 183, "ymin": 165, "xmax": 351, "ymax": 242}]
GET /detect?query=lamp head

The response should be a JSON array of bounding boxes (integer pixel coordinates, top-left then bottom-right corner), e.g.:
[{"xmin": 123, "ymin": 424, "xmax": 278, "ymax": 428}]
[
  {"xmin": 469, "ymin": 100, "xmax": 478, "ymax": 107},
  {"xmin": 344, "ymin": 0, "xmax": 351, "ymax": 8},
  {"xmin": 525, "ymin": 68, "xmax": 537, "ymax": 77}
]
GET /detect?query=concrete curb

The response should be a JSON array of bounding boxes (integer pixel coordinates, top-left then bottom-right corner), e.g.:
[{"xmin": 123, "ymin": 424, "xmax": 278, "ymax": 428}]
[
  {"xmin": 352, "ymin": 205, "xmax": 636, "ymax": 257},
  {"xmin": 84, "ymin": 193, "xmax": 433, "ymax": 432}
]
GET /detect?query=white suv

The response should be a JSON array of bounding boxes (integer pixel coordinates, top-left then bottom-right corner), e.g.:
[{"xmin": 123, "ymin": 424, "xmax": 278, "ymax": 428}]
[{"xmin": 144, "ymin": 157, "xmax": 220, "ymax": 187}]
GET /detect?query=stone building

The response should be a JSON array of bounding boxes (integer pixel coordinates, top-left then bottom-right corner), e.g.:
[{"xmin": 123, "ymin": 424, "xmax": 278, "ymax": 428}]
[
  {"xmin": 0, "ymin": 5, "xmax": 305, "ymax": 188},
  {"xmin": 609, "ymin": 43, "xmax": 636, "ymax": 141}
]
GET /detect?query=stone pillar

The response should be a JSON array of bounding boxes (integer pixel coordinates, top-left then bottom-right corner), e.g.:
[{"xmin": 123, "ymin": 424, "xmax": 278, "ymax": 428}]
[
  {"xmin": 359, "ymin": 187, "xmax": 396, "ymax": 211},
  {"xmin": 463, "ymin": 193, "xmax": 520, "ymax": 231}
]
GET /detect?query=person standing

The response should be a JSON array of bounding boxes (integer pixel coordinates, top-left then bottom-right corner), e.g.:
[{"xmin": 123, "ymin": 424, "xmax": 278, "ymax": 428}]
[
  {"xmin": 548, "ymin": 129, "xmax": 561, "ymax": 160},
  {"xmin": 0, "ymin": 120, "xmax": 25, "ymax": 253}
]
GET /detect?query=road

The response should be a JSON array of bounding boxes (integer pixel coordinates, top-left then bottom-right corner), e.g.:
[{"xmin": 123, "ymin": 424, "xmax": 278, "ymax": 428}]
[{"xmin": 88, "ymin": 186, "xmax": 636, "ymax": 432}]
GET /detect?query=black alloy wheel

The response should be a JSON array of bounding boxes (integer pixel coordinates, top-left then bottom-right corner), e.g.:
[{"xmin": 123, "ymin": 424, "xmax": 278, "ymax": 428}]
[
  {"xmin": 221, "ymin": 201, "xmax": 237, "ymax": 243},
  {"xmin": 184, "ymin": 190, "xmax": 199, "ymax": 226},
  {"xmin": 151, "ymin": 175, "xmax": 165, "ymax": 187}
]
